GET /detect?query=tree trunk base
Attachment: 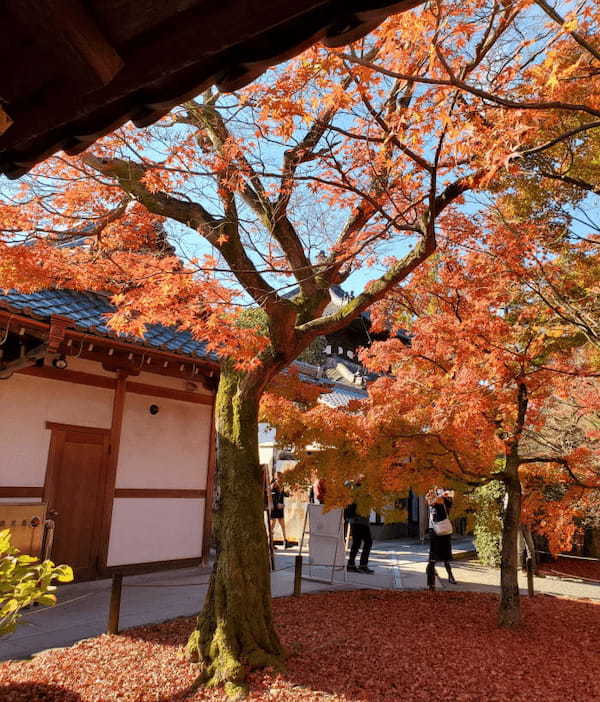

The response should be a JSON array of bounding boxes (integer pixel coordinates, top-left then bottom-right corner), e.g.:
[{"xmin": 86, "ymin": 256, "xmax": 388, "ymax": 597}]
[
  {"xmin": 186, "ymin": 625, "xmax": 284, "ymax": 699},
  {"xmin": 185, "ymin": 567, "xmax": 285, "ymax": 698},
  {"xmin": 497, "ymin": 599, "xmax": 521, "ymax": 628},
  {"xmin": 186, "ymin": 367, "xmax": 285, "ymax": 698}
]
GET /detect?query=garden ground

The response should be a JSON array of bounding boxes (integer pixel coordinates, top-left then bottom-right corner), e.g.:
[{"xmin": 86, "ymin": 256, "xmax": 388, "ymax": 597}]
[
  {"xmin": 1, "ymin": 590, "xmax": 599, "ymax": 701},
  {"xmin": 1, "ymin": 538, "xmax": 599, "ymax": 663}
]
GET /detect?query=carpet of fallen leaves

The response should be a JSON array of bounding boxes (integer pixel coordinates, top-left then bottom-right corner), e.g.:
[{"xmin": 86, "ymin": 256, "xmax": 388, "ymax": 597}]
[
  {"xmin": 1, "ymin": 591, "xmax": 599, "ymax": 702},
  {"xmin": 538, "ymin": 556, "xmax": 600, "ymax": 582}
]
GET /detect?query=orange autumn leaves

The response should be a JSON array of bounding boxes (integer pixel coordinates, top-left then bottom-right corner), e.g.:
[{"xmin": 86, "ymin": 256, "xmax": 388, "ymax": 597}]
[
  {"xmin": 264, "ymin": 212, "xmax": 600, "ymax": 543},
  {"xmin": 1, "ymin": 0, "xmax": 599, "ymax": 375}
]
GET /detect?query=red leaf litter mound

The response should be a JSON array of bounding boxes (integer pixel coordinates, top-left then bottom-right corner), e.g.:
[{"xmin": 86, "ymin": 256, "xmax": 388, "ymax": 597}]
[{"xmin": 1, "ymin": 591, "xmax": 599, "ymax": 701}]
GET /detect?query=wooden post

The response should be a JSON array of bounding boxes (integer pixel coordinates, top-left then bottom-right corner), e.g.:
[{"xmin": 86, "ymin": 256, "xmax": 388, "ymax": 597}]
[
  {"xmin": 526, "ymin": 557, "xmax": 534, "ymax": 597},
  {"xmin": 293, "ymin": 555, "xmax": 303, "ymax": 596},
  {"xmin": 426, "ymin": 561, "xmax": 435, "ymax": 591},
  {"xmin": 98, "ymin": 371, "xmax": 127, "ymax": 575},
  {"xmin": 107, "ymin": 573, "xmax": 123, "ymax": 634}
]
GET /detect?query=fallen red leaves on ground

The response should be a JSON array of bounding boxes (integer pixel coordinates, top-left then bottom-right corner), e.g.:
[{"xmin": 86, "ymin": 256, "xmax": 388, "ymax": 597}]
[
  {"xmin": 538, "ymin": 556, "xmax": 600, "ymax": 582},
  {"xmin": 1, "ymin": 591, "xmax": 599, "ymax": 701}
]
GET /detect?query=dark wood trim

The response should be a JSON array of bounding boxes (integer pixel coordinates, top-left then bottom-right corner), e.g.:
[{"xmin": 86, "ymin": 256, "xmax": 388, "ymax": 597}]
[
  {"xmin": 18, "ymin": 366, "xmax": 215, "ymax": 406},
  {"xmin": 45, "ymin": 421, "xmax": 110, "ymax": 434},
  {"xmin": 202, "ymin": 402, "xmax": 217, "ymax": 563},
  {"xmin": 43, "ymin": 430, "xmax": 62, "ymax": 507},
  {"xmin": 24, "ymin": 366, "xmax": 116, "ymax": 389},
  {"xmin": 0, "ymin": 486, "xmax": 44, "ymax": 498},
  {"xmin": 48, "ymin": 315, "xmax": 71, "ymax": 353},
  {"xmin": 63, "ymin": 327, "xmax": 218, "ymax": 374},
  {"xmin": 114, "ymin": 488, "xmax": 206, "ymax": 499},
  {"xmin": 126, "ymin": 380, "xmax": 213, "ymax": 405},
  {"xmin": 101, "ymin": 557, "xmax": 204, "ymax": 578},
  {"xmin": 0, "ymin": 310, "xmax": 49, "ymax": 332},
  {"xmin": 98, "ymin": 372, "xmax": 128, "ymax": 571}
]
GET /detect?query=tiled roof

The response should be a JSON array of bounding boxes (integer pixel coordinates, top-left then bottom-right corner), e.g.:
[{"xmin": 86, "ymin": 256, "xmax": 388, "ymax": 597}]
[
  {"xmin": 0, "ymin": 289, "xmax": 373, "ymax": 399},
  {"xmin": 296, "ymin": 368, "xmax": 368, "ymax": 409},
  {"xmin": 319, "ymin": 382, "xmax": 368, "ymax": 409},
  {"xmin": 0, "ymin": 288, "xmax": 213, "ymax": 361}
]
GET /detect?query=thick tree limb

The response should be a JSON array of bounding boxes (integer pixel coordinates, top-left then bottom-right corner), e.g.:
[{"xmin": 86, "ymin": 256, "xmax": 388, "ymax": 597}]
[
  {"xmin": 82, "ymin": 154, "xmax": 281, "ymax": 311},
  {"xmin": 184, "ymin": 100, "xmax": 317, "ymax": 299},
  {"xmin": 536, "ymin": 169, "xmax": 600, "ymax": 194},
  {"xmin": 296, "ymin": 170, "xmax": 470, "ymax": 338},
  {"xmin": 295, "ymin": 227, "xmax": 436, "ymax": 339},
  {"xmin": 519, "ymin": 120, "xmax": 600, "ymax": 158},
  {"xmin": 519, "ymin": 455, "xmax": 600, "ymax": 489}
]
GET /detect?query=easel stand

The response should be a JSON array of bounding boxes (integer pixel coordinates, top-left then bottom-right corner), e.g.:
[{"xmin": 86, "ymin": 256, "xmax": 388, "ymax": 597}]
[{"xmin": 298, "ymin": 504, "xmax": 348, "ymax": 585}]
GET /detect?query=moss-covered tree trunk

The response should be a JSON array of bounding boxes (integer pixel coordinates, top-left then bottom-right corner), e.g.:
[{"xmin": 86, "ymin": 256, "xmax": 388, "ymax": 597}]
[
  {"xmin": 186, "ymin": 366, "xmax": 283, "ymax": 698},
  {"xmin": 498, "ymin": 463, "xmax": 522, "ymax": 628}
]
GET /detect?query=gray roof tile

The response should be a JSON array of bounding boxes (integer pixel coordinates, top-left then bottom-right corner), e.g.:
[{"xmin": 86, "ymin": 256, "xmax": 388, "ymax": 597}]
[{"xmin": 0, "ymin": 289, "xmax": 214, "ymax": 361}]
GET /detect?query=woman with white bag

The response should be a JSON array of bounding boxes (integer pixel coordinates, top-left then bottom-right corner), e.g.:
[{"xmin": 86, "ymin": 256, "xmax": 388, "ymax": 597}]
[{"xmin": 425, "ymin": 488, "xmax": 457, "ymax": 588}]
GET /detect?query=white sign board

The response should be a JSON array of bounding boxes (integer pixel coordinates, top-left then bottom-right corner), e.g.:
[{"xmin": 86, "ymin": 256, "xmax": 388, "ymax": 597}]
[{"xmin": 307, "ymin": 504, "xmax": 346, "ymax": 568}]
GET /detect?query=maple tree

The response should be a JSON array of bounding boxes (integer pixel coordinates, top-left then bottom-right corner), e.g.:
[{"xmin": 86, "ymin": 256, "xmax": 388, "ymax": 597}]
[
  {"xmin": 1, "ymin": 0, "xmax": 599, "ymax": 691},
  {"xmin": 266, "ymin": 208, "xmax": 600, "ymax": 627}
]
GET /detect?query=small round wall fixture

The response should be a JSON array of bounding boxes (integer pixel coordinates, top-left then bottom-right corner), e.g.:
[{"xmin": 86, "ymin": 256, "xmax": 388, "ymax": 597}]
[
  {"xmin": 52, "ymin": 355, "xmax": 68, "ymax": 369},
  {"xmin": 149, "ymin": 404, "xmax": 159, "ymax": 415}
]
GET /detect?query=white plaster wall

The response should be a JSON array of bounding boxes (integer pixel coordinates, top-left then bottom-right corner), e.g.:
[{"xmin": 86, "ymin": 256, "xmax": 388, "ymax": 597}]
[
  {"xmin": 0, "ymin": 373, "xmax": 113, "ymax": 487},
  {"xmin": 117, "ymin": 393, "xmax": 211, "ymax": 489},
  {"xmin": 107, "ymin": 497, "xmax": 205, "ymax": 565}
]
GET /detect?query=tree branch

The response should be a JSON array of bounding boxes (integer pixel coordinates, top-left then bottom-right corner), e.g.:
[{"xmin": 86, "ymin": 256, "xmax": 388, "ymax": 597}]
[
  {"xmin": 186, "ymin": 99, "xmax": 317, "ymax": 298},
  {"xmin": 533, "ymin": 0, "xmax": 600, "ymax": 64},
  {"xmin": 82, "ymin": 154, "xmax": 281, "ymax": 312},
  {"xmin": 519, "ymin": 455, "xmax": 600, "ymax": 489},
  {"xmin": 340, "ymin": 54, "xmax": 600, "ymax": 119}
]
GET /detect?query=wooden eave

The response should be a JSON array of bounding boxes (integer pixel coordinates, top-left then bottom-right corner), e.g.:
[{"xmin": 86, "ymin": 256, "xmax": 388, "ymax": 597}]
[
  {"xmin": 0, "ymin": 0, "xmax": 423, "ymax": 178},
  {"xmin": 0, "ymin": 308, "xmax": 218, "ymax": 386}
]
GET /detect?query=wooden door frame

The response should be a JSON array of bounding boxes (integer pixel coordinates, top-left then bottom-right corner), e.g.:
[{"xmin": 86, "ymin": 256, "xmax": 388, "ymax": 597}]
[{"xmin": 44, "ymin": 421, "xmax": 111, "ymax": 579}]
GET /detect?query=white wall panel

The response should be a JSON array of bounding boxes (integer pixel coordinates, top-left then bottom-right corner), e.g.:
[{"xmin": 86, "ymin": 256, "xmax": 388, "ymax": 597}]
[
  {"xmin": 117, "ymin": 393, "xmax": 211, "ymax": 489},
  {"xmin": 107, "ymin": 497, "xmax": 204, "ymax": 565},
  {"xmin": 0, "ymin": 498, "xmax": 42, "ymax": 503}
]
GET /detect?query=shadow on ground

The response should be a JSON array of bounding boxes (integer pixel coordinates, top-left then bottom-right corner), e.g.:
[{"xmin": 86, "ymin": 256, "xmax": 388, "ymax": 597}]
[{"xmin": 0, "ymin": 682, "xmax": 83, "ymax": 701}]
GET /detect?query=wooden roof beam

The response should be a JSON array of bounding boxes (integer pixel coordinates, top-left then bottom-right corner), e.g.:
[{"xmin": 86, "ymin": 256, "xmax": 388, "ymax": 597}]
[
  {"xmin": 8, "ymin": 0, "xmax": 123, "ymax": 89},
  {"xmin": 0, "ymin": 105, "xmax": 12, "ymax": 136},
  {"xmin": 0, "ymin": 341, "xmax": 48, "ymax": 379}
]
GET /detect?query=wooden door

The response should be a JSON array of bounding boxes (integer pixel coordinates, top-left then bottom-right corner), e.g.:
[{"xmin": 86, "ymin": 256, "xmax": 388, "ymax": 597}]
[{"xmin": 44, "ymin": 423, "xmax": 110, "ymax": 580}]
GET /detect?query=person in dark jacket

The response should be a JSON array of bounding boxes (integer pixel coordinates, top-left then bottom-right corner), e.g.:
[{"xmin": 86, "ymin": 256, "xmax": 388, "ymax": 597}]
[
  {"xmin": 270, "ymin": 478, "xmax": 292, "ymax": 549},
  {"xmin": 345, "ymin": 477, "xmax": 373, "ymax": 574},
  {"xmin": 426, "ymin": 488, "xmax": 457, "ymax": 588}
]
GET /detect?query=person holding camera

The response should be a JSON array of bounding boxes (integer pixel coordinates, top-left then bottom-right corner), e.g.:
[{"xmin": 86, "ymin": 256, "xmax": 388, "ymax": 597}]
[{"xmin": 425, "ymin": 488, "xmax": 457, "ymax": 588}]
